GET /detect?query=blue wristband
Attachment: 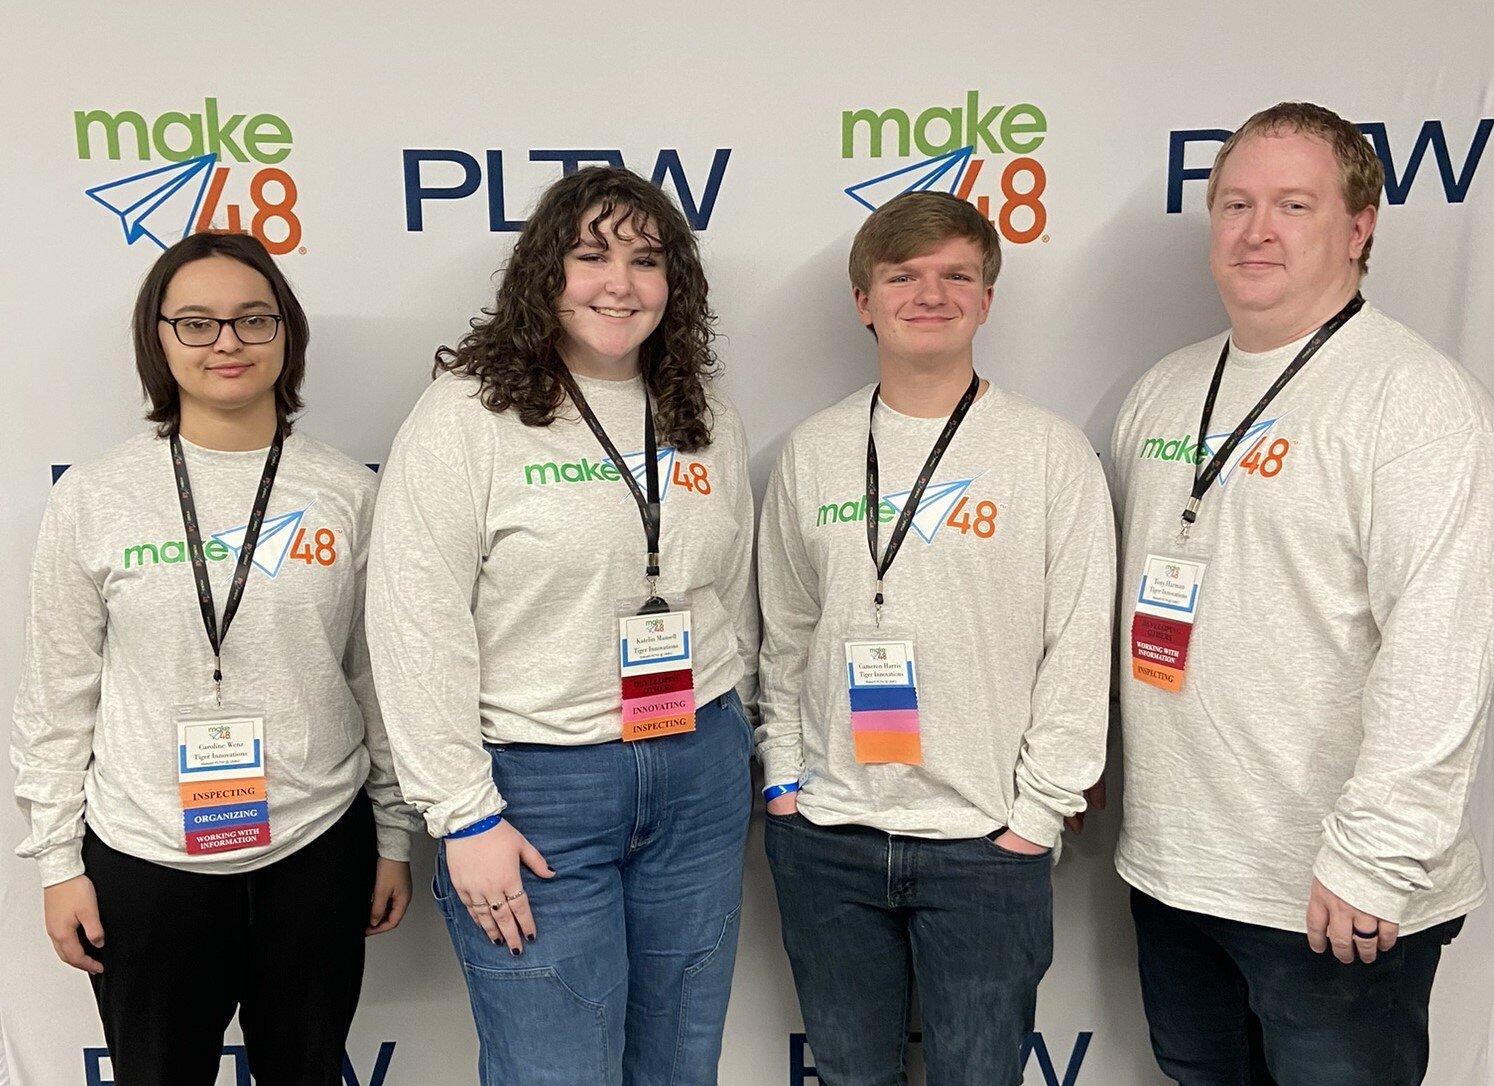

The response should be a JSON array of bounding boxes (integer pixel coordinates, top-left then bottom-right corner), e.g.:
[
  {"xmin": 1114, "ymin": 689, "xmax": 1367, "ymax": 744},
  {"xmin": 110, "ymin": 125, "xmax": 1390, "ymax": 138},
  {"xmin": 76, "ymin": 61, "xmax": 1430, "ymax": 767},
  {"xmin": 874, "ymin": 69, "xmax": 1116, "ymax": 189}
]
[
  {"xmin": 763, "ymin": 782, "xmax": 801, "ymax": 802},
  {"xmin": 445, "ymin": 813, "xmax": 503, "ymax": 839}
]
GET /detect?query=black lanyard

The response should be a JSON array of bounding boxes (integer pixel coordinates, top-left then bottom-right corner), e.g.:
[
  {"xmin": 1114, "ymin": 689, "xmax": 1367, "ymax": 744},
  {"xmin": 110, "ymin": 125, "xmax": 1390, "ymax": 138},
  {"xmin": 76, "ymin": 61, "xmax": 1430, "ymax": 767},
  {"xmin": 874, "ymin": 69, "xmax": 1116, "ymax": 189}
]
[
  {"xmin": 1181, "ymin": 293, "xmax": 1363, "ymax": 538},
  {"xmin": 558, "ymin": 371, "xmax": 667, "ymax": 609},
  {"xmin": 866, "ymin": 371, "xmax": 980, "ymax": 625},
  {"xmin": 169, "ymin": 429, "xmax": 283, "ymax": 703}
]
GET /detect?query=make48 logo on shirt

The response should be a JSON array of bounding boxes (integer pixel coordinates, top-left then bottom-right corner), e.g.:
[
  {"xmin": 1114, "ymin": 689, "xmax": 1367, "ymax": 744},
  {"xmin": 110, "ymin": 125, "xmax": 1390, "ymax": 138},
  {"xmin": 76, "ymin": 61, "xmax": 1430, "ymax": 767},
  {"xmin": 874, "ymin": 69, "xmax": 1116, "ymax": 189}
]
[
  {"xmin": 1137, "ymin": 419, "xmax": 1291, "ymax": 484},
  {"xmin": 815, "ymin": 478, "xmax": 1002, "ymax": 543},
  {"xmin": 521, "ymin": 447, "xmax": 714, "ymax": 495},
  {"xmin": 122, "ymin": 508, "xmax": 341, "ymax": 577}
]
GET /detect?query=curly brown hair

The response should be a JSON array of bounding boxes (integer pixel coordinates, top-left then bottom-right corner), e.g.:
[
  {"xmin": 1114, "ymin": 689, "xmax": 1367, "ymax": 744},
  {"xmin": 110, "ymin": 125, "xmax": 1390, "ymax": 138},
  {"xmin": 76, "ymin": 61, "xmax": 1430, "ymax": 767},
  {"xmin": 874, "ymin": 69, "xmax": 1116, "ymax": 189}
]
[{"xmin": 435, "ymin": 166, "xmax": 719, "ymax": 451}]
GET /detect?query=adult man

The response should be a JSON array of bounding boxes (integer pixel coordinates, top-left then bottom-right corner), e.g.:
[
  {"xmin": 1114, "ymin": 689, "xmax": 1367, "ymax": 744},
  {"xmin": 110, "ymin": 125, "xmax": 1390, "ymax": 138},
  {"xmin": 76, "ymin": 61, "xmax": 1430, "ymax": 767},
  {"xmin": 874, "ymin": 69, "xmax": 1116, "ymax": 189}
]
[
  {"xmin": 756, "ymin": 191, "xmax": 1113, "ymax": 1085},
  {"xmin": 1112, "ymin": 101, "xmax": 1494, "ymax": 1085}
]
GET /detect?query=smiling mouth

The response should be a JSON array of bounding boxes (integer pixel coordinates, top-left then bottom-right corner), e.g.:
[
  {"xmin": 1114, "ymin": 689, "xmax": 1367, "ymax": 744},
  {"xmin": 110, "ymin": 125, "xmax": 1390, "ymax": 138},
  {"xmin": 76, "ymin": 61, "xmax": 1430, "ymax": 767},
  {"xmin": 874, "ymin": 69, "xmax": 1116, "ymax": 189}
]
[{"xmin": 592, "ymin": 306, "xmax": 635, "ymax": 318}]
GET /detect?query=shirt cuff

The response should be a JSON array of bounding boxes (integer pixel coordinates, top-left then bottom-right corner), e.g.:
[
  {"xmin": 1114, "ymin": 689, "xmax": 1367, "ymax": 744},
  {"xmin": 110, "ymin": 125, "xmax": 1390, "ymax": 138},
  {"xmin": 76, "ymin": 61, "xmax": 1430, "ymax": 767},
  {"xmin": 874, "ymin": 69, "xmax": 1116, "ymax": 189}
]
[
  {"xmin": 373, "ymin": 822, "xmax": 413, "ymax": 862},
  {"xmin": 1313, "ymin": 842, "xmax": 1416, "ymax": 924},
  {"xmin": 756, "ymin": 743, "xmax": 805, "ymax": 796},
  {"xmin": 37, "ymin": 840, "xmax": 86, "ymax": 888},
  {"xmin": 1007, "ymin": 792, "xmax": 1065, "ymax": 850},
  {"xmin": 422, "ymin": 781, "xmax": 506, "ymax": 841}
]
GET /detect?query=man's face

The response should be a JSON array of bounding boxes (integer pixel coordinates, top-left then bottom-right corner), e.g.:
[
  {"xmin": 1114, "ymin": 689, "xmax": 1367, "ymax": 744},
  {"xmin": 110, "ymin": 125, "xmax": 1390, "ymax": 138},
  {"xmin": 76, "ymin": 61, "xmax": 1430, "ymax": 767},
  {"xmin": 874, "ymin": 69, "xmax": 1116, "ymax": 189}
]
[
  {"xmin": 1208, "ymin": 131, "xmax": 1375, "ymax": 322},
  {"xmin": 854, "ymin": 236, "xmax": 993, "ymax": 362}
]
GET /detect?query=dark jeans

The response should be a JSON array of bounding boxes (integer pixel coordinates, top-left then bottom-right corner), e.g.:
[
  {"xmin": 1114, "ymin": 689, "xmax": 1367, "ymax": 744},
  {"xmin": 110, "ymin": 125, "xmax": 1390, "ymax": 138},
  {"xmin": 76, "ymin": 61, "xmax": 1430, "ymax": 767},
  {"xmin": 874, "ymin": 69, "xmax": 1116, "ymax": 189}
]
[
  {"xmin": 1131, "ymin": 888, "xmax": 1464, "ymax": 1086},
  {"xmin": 83, "ymin": 791, "xmax": 377, "ymax": 1086},
  {"xmin": 765, "ymin": 812, "xmax": 1053, "ymax": 1086}
]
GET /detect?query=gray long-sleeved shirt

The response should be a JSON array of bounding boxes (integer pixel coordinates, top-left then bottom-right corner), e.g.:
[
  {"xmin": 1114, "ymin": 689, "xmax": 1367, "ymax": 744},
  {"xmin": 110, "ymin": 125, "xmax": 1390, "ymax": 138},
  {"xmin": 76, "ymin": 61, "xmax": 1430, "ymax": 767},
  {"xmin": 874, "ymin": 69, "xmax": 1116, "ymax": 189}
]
[
  {"xmin": 12, "ymin": 432, "xmax": 417, "ymax": 886},
  {"xmin": 756, "ymin": 381, "xmax": 1114, "ymax": 845},
  {"xmin": 1112, "ymin": 304, "xmax": 1494, "ymax": 933},
  {"xmin": 365, "ymin": 372, "xmax": 759, "ymax": 839}
]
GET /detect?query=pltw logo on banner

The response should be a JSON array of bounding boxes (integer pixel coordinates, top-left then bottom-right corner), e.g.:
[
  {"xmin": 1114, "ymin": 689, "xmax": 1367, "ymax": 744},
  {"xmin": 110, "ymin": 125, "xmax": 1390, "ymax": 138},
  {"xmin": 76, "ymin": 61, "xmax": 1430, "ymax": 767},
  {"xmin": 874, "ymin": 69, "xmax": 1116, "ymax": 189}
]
[
  {"xmin": 1166, "ymin": 116, "xmax": 1492, "ymax": 212},
  {"xmin": 402, "ymin": 146, "xmax": 732, "ymax": 232}
]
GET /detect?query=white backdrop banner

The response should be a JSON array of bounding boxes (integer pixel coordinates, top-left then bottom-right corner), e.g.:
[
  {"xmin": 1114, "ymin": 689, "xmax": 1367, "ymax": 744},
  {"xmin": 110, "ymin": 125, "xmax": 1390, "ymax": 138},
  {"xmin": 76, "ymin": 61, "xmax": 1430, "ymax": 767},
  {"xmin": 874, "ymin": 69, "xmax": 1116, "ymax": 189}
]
[{"xmin": 2, "ymin": 3, "xmax": 1491, "ymax": 1084}]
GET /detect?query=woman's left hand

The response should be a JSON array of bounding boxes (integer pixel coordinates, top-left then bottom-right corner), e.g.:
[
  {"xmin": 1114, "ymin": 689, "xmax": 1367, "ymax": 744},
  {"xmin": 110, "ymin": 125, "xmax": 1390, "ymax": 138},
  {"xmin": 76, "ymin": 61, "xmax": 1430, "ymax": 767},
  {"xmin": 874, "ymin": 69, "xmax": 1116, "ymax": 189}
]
[{"xmin": 366, "ymin": 858, "xmax": 413, "ymax": 936}]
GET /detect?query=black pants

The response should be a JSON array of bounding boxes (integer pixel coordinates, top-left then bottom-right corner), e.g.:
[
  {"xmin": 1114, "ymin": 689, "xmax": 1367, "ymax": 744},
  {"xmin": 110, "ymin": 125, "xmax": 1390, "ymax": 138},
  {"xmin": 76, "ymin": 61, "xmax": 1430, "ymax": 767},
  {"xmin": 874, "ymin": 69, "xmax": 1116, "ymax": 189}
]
[
  {"xmin": 1131, "ymin": 888, "xmax": 1463, "ymax": 1086},
  {"xmin": 83, "ymin": 792, "xmax": 376, "ymax": 1086}
]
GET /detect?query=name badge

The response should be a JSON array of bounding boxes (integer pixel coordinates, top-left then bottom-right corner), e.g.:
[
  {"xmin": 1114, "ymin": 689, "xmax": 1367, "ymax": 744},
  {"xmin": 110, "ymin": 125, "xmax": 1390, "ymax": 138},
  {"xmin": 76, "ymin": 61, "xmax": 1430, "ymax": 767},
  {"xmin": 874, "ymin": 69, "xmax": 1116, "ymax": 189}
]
[
  {"xmin": 845, "ymin": 637, "xmax": 921, "ymax": 765},
  {"xmin": 1131, "ymin": 554, "xmax": 1207, "ymax": 692},
  {"xmin": 618, "ymin": 610, "xmax": 696, "ymax": 741},
  {"xmin": 176, "ymin": 708, "xmax": 271, "ymax": 854}
]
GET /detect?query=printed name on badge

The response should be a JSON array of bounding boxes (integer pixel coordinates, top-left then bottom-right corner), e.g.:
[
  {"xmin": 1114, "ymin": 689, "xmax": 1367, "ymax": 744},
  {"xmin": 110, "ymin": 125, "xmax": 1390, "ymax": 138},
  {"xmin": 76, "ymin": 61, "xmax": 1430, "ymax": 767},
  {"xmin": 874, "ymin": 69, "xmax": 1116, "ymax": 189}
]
[
  {"xmin": 1131, "ymin": 554, "xmax": 1207, "ymax": 692},
  {"xmin": 177, "ymin": 715, "xmax": 264, "ymax": 779},
  {"xmin": 845, "ymin": 639, "xmax": 922, "ymax": 765},
  {"xmin": 176, "ymin": 710, "xmax": 271, "ymax": 854},
  {"xmin": 619, "ymin": 610, "xmax": 696, "ymax": 740}
]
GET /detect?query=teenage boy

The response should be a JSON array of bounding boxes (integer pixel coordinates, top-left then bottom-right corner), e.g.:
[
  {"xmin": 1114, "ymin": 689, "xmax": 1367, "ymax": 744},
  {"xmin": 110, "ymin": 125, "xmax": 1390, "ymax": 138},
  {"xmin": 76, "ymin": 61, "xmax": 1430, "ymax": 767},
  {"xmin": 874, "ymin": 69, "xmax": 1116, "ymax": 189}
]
[{"xmin": 756, "ymin": 191, "xmax": 1114, "ymax": 1086}]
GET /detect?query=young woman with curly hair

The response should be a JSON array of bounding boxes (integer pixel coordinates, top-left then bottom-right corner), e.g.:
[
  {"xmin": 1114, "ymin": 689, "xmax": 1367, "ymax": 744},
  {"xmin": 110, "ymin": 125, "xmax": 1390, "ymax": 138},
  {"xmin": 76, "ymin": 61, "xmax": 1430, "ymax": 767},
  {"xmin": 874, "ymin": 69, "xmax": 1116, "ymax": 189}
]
[{"xmin": 366, "ymin": 166, "xmax": 758, "ymax": 1085}]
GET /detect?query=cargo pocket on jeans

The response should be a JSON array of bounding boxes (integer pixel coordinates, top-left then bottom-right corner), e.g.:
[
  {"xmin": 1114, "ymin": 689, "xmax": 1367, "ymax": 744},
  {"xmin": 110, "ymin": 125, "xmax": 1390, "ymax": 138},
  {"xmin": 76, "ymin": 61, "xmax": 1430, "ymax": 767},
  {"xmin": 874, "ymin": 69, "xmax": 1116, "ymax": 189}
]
[
  {"xmin": 462, "ymin": 964, "xmax": 611, "ymax": 1086},
  {"xmin": 675, "ymin": 904, "xmax": 743, "ymax": 1076}
]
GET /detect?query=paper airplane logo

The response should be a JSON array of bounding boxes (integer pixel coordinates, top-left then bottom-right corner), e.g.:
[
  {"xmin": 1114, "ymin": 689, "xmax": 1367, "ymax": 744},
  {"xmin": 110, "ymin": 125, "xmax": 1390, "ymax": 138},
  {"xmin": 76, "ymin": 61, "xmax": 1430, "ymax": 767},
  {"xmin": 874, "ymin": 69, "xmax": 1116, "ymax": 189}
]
[
  {"xmin": 609, "ymin": 448, "xmax": 678, "ymax": 499},
  {"xmin": 845, "ymin": 146, "xmax": 976, "ymax": 212},
  {"xmin": 84, "ymin": 153, "xmax": 217, "ymax": 250},
  {"xmin": 211, "ymin": 507, "xmax": 306, "ymax": 579},
  {"xmin": 881, "ymin": 478, "xmax": 975, "ymax": 544},
  {"xmin": 1200, "ymin": 418, "xmax": 1279, "ymax": 486}
]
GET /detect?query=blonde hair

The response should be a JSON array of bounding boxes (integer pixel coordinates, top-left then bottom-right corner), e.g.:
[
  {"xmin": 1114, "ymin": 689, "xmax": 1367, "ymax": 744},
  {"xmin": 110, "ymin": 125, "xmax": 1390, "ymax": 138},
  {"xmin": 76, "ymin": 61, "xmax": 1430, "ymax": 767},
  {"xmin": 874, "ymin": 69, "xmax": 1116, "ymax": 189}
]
[
  {"xmin": 849, "ymin": 191, "xmax": 1001, "ymax": 292},
  {"xmin": 1207, "ymin": 101, "xmax": 1383, "ymax": 274}
]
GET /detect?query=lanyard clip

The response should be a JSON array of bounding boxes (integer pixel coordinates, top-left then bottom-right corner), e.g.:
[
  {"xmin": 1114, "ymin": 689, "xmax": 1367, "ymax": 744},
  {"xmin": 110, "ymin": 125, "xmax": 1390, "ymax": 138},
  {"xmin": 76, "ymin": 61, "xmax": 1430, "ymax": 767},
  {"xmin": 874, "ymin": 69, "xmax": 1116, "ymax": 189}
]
[
  {"xmin": 874, "ymin": 580, "xmax": 884, "ymax": 629},
  {"xmin": 213, "ymin": 655, "xmax": 223, "ymax": 707},
  {"xmin": 1177, "ymin": 497, "xmax": 1201, "ymax": 543},
  {"xmin": 645, "ymin": 551, "xmax": 662, "ymax": 602}
]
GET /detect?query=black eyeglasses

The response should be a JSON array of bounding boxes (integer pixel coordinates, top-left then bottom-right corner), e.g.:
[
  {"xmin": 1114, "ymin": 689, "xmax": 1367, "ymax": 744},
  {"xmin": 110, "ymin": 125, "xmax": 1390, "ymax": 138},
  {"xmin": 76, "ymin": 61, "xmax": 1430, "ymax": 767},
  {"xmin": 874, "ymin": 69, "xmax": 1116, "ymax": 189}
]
[{"xmin": 159, "ymin": 313, "xmax": 284, "ymax": 347}]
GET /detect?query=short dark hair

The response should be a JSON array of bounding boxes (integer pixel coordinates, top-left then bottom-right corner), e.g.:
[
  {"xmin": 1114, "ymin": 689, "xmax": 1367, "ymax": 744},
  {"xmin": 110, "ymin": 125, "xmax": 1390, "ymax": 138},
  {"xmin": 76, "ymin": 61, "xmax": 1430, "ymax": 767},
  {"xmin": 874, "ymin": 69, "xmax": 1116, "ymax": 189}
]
[{"xmin": 133, "ymin": 232, "xmax": 309, "ymax": 436}]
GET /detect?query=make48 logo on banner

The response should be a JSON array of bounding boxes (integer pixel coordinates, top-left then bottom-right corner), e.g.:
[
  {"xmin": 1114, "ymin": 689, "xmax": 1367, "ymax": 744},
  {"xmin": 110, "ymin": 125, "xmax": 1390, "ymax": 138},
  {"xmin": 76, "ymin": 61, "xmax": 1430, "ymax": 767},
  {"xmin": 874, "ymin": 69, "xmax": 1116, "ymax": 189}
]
[
  {"xmin": 840, "ymin": 91, "xmax": 1050, "ymax": 245},
  {"xmin": 75, "ymin": 97, "xmax": 304, "ymax": 254}
]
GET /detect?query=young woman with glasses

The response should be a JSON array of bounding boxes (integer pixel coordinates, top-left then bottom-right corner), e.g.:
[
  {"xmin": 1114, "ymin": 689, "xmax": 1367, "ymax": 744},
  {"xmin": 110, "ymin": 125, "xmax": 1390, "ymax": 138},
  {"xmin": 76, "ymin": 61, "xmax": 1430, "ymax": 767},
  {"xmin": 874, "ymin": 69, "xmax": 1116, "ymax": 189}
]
[
  {"xmin": 366, "ymin": 166, "xmax": 758, "ymax": 1085},
  {"xmin": 11, "ymin": 232, "xmax": 419, "ymax": 1085}
]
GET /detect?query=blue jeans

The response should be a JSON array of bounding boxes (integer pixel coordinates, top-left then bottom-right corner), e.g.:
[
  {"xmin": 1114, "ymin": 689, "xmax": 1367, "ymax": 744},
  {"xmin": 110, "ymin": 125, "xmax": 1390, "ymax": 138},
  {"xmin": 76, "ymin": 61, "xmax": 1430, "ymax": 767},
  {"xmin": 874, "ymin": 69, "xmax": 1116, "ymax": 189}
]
[
  {"xmin": 433, "ymin": 692, "xmax": 753, "ymax": 1086},
  {"xmin": 1130, "ymin": 889, "xmax": 1464, "ymax": 1086},
  {"xmin": 764, "ymin": 813, "xmax": 1054, "ymax": 1086}
]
